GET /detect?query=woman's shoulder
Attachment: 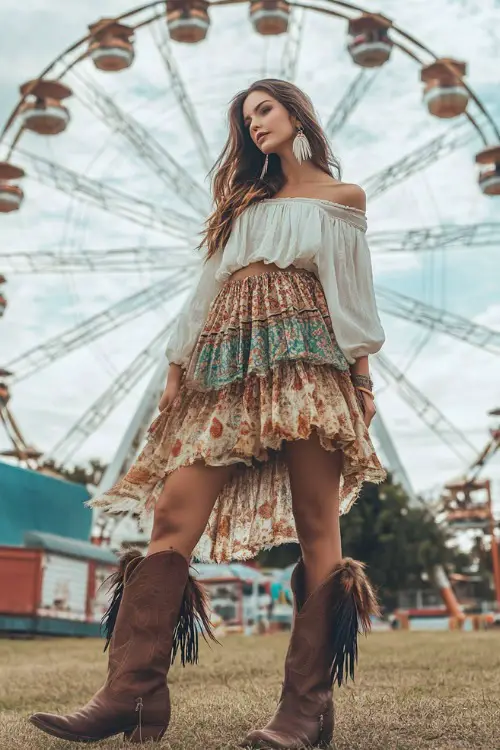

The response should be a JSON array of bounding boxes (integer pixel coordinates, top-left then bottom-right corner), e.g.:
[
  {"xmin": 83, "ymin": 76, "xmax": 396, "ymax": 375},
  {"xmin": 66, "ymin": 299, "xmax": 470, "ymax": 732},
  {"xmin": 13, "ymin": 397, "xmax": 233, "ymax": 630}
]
[{"xmin": 321, "ymin": 182, "xmax": 366, "ymax": 212}]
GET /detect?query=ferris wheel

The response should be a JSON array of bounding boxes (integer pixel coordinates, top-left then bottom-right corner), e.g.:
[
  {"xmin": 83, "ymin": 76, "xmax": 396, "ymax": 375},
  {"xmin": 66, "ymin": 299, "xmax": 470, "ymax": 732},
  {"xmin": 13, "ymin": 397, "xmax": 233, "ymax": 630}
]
[{"xmin": 1, "ymin": 1, "xmax": 499, "ymax": 549}]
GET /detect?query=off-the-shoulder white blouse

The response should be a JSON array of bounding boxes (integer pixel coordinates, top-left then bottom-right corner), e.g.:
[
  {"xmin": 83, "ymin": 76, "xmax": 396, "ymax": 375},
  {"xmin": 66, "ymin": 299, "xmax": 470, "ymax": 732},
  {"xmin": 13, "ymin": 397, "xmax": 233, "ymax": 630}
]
[{"xmin": 165, "ymin": 197, "xmax": 385, "ymax": 367}]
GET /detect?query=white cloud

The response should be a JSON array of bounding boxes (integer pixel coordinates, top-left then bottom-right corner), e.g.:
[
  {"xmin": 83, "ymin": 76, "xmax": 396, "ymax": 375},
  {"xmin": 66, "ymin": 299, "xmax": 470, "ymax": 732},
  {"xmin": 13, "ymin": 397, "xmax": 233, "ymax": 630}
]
[{"xmin": 1, "ymin": 0, "xmax": 499, "ymax": 517}]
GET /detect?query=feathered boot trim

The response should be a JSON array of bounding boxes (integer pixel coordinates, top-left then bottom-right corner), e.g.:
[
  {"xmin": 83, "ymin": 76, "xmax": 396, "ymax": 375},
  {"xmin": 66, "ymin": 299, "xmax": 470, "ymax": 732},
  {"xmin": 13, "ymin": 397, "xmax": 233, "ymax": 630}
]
[
  {"xmin": 100, "ymin": 548, "xmax": 218, "ymax": 663},
  {"xmin": 100, "ymin": 548, "xmax": 144, "ymax": 651},
  {"xmin": 29, "ymin": 548, "xmax": 219, "ymax": 743},
  {"xmin": 327, "ymin": 557, "xmax": 381, "ymax": 687},
  {"xmin": 172, "ymin": 571, "xmax": 219, "ymax": 666},
  {"xmin": 240, "ymin": 557, "xmax": 380, "ymax": 749}
]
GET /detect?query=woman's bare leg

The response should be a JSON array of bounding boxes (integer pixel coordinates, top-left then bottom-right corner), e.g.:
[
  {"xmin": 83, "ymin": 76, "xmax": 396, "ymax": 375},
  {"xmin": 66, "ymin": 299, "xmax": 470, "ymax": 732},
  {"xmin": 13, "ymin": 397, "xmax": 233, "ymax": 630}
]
[
  {"xmin": 284, "ymin": 431, "xmax": 343, "ymax": 596},
  {"xmin": 240, "ymin": 433, "xmax": 345, "ymax": 749},
  {"xmin": 147, "ymin": 461, "xmax": 234, "ymax": 558}
]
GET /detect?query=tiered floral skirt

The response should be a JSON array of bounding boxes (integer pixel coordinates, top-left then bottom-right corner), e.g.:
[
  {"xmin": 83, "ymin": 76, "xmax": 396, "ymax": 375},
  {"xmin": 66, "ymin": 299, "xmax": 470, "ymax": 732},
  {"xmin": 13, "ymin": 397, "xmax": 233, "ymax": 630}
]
[{"xmin": 88, "ymin": 268, "xmax": 386, "ymax": 562}]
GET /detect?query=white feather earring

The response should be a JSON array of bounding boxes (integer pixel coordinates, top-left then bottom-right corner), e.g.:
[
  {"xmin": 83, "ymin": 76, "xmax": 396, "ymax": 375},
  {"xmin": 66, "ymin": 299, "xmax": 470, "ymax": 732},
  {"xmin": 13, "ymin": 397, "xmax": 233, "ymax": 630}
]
[{"xmin": 292, "ymin": 127, "xmax": 312, "ymax": 164}]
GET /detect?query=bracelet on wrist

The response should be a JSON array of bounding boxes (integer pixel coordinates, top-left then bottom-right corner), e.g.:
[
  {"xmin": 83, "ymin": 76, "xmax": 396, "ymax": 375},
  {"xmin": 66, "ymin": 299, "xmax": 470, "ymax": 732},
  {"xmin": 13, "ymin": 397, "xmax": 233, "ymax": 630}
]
[
  {"xmin": 355, "ymin": 386, "xmax": 374, "ymax": 399},
  {"xmin": 350, "ymin": 373, "xmax": 373, "ymax": 391}
]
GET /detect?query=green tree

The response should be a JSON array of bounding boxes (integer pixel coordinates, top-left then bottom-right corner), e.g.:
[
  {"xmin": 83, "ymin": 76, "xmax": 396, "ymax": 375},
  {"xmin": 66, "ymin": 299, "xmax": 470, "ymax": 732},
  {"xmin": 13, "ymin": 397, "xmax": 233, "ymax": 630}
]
[
  {"xmin": 257, "ymin": 473, "xmax": 473, "ymax": 610},
  {"xmin": 341, "ymin": 474, "xmax": 454, "ymax": 609},
  {"xmin": 38, "ymin": 458, "xmax": 107, "ymax": 486}
]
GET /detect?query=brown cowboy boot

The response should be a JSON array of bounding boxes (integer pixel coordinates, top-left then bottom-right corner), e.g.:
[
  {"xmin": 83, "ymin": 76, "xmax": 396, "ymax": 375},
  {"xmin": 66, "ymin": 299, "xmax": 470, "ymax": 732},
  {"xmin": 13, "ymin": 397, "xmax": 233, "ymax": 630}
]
[
  {"xmin": 29, "ymin": 549, "xmax": 216, "ymax": 744},
  {"xmin": 241, "ymin": 557, "xmax": 380, "ymax": 749}
]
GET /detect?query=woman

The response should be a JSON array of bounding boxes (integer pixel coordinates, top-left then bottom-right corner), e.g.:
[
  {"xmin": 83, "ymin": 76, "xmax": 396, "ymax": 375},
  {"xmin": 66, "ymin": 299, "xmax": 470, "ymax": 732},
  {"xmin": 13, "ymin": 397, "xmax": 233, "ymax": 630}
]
[{"xmin": 29, "ymin": 79, "xmax": 386, "ymax": 747}]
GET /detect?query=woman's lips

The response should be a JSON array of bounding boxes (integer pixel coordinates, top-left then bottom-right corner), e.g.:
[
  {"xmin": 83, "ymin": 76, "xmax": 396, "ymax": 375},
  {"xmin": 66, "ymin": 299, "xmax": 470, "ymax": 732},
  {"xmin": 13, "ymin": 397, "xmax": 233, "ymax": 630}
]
[{"xmin": 257, "ymin": 132, "xmax": 269, "ymax": 145}]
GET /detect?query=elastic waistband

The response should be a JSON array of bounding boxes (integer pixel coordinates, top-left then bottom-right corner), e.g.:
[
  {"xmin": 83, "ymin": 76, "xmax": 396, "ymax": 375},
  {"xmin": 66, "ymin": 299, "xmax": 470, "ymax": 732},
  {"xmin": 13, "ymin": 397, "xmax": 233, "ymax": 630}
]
[{"xmin": 223, "ymin": 266, "xmax": 315, "ymax": 288}]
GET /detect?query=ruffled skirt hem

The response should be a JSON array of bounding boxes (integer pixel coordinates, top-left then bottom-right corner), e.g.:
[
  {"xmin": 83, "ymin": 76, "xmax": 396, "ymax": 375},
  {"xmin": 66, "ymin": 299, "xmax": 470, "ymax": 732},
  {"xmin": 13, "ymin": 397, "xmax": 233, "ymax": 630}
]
[
  {"xmin": 88, "ymin": 269, "xmax": 386, "ymax": 563},
  {"xmin": 88, "ymin": 359, "xmax": 385, "ymax": 562}
]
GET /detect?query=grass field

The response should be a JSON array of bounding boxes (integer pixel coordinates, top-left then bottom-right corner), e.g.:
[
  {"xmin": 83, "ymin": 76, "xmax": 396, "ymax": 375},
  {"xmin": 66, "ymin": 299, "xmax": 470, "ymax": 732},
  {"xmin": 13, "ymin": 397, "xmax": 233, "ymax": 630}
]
[{"xmin": 0, "ymin": 630, "xmax": 499, "ymax": 750}]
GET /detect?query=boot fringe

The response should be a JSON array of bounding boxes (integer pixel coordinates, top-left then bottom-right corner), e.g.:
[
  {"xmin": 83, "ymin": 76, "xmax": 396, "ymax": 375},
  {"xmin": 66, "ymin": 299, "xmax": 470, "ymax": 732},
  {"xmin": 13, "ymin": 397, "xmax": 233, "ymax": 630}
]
[
  {"xmin": 171, "ymin": 573, "xmax": 219, "ymax": 666},
  {"xmin": 329, "ymin": 557, "xmax": 381, "ymax": 687},
  {"xmin": 100, "ymin": 549, "xmax": 144, "ymax": 652}
]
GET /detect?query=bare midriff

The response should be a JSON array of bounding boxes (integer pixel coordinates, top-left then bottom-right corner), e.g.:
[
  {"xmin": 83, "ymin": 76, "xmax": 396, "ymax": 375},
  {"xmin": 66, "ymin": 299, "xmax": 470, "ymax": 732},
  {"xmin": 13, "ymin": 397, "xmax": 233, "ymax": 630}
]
[{"xmin": 226, "ymin": 260, "xmax": 296, "ymax": 283}]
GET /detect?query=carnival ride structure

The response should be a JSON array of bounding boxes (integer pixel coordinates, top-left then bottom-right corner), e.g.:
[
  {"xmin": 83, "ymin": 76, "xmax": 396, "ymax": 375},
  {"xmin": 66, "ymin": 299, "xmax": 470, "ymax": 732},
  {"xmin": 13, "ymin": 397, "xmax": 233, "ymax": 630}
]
[{"xmin": 0, "ymin": 2, "xmax": 499, "ymax": 611}]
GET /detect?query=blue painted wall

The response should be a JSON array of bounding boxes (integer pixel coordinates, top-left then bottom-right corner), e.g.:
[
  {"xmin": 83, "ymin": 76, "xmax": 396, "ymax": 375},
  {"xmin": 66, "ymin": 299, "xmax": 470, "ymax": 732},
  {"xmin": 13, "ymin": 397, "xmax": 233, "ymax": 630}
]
[{"xmin": 0, "ymin": 462, "xmax": 92, "ymax": 545}]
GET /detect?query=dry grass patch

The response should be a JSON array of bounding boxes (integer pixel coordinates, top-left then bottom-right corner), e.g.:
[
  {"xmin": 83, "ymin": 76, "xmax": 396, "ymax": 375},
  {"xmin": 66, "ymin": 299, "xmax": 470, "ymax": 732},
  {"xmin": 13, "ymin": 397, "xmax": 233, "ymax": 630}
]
[{"xmin": 1, "ymin": 630, "xmax": 499, "ymax": 749}]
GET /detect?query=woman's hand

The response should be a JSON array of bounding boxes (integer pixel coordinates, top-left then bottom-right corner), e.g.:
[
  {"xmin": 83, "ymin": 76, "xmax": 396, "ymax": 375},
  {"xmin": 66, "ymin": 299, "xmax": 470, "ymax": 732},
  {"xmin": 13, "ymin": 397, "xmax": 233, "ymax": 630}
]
[
  {"xmin": 350, "ymin": 358, "xmax": 375, "ymax": 427},
  {"xmin": 359, "ymin": 389, "xmax": 376, "ymax": 428},
  {"xmin": 158, "ymin": 364, "xmax": 182, "ymax": 411}
]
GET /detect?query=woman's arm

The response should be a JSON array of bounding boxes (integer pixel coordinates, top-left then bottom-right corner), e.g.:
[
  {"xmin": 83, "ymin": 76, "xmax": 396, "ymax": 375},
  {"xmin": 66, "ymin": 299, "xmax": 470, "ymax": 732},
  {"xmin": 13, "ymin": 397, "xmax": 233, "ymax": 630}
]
[
  {"xmin": 350, "ymin": 356, "xmax": 376, "ymax": 426},
  {"xmin": 318, "ymin": 184, "xmax": 382, "ymax": 426},
  {"xmin": 165, "ymin": 248, "xmax": 223, "ymax": 368},
  {"xmin": 350, "ymin": 355, "xmax": 369, "ymax": 378}
]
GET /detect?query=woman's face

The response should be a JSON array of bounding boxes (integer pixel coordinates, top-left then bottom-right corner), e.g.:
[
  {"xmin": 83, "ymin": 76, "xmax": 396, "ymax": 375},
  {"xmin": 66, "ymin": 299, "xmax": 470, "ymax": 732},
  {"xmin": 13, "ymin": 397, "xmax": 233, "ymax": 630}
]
[{"xmin": 242, "ymin": 90, "xmax": 295, "ymax": 154}]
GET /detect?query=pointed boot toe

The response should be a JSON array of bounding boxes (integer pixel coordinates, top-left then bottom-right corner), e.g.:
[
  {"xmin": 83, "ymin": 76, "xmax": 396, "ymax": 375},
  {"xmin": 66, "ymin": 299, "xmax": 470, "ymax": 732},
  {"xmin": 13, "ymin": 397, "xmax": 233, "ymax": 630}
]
[
  {"xmin": 29, "ymin": 713, "xmax": 85, "ymax": 742},
  {"xmin": 241, "ymin": 723, "xmax": 327, "ymax": 749},
  {"xmin": 239, "ymin": 557, "xmax": 378, "ymax": 750},
  {"xmin": 240, "ymin": 729, "xmax": 282, "ymax": 748},
  {"xmin": 240, "ymin": 729, "xmax": 271, "ymax": 748},
  {"xmin": 28, "ymin": 550, "xmax": 218, "ymax": 745}
]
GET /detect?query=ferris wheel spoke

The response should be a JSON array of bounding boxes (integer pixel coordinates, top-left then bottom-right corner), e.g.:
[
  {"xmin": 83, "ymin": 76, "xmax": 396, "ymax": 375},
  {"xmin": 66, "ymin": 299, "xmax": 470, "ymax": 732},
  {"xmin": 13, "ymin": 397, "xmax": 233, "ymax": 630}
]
[
  {"xmin": 469, "ymin": 430, "xmax": 500, "ymax": 481},
  {"xmin": 0, "ymin": 408, "xmax": 25, "ymax": 457},
  {"xmin": 72, "ymin": 74, "xmax": 211, "ymax": 216},
  {"xmin": 325, "ymin": 69, "xmax": 378, "ymax": 140},
  {"xmin": 17, "ymin": 149, "xmax": 199, "ymax": 239},
  {"xmin": 370, "ymin": 410, "xmax": 418, "ymax": 504},
  {"xmin": 279, "ymin": 7, "xmax": 305, "ymax": 82},
  {"xmin": 370, "ymin": 223, "xmax": 500, "ymax": 253},
  {"xmin": 0, "ymin": 404, "xmax": 37, "ymax": 460},
  {"xmin": 0, "ymin": 246, "xmax": 197, "ymax": 274},
  {"xmin": 376, "ymin": 286, "xmax": 500, "ymax": 355},
  {"xmin": 150, "ymin": 22, "xmax": 213, "ymax": 173},
  {"xmin": 363, "ymin": 120, "xmax": 475, "ymax": 200},
  {"xmin": 7, "ymin": 270, "xmax": 192, "ymax": 382},
  {"xmin": 373, "ymin": 352, "xmax": 476, "ymax": 461},
  {"xmin": 47, "ymin": 322, "xmax": 174, "ymax": 463}
]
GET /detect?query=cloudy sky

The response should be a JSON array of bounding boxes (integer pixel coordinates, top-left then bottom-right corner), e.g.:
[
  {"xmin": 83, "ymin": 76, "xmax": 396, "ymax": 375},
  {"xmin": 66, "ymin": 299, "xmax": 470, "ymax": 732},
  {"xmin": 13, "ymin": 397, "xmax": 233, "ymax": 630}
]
[{"xmin": 1, "ymin": 0, "xmax": 499, "ymax": 514}]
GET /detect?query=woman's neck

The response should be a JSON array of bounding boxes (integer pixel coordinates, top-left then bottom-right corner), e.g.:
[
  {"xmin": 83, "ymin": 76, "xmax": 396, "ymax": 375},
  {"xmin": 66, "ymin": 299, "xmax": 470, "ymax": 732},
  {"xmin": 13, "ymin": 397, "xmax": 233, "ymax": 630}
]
[{"xmin": 278, "ymin": 150, "xmax": 324, "ymax": 185}]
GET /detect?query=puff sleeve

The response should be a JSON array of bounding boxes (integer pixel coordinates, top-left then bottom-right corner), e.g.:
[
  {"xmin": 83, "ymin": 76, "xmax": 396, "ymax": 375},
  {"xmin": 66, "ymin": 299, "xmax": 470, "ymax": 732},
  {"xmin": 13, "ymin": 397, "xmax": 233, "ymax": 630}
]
[
  {"xmin": 165, "ymin": 248, "xmax": 223, "ymax": 367},
  {"xmin": 316, "ymin": 219, "xmax": 385, "ymax": 364}
]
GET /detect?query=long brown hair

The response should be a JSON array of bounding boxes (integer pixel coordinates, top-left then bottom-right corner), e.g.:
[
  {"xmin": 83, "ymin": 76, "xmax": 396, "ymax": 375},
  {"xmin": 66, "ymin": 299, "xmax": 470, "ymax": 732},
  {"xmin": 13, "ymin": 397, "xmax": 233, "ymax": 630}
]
[{"xmin": 198, "ymin": 79, "xmax": 341, "ymax": 260}]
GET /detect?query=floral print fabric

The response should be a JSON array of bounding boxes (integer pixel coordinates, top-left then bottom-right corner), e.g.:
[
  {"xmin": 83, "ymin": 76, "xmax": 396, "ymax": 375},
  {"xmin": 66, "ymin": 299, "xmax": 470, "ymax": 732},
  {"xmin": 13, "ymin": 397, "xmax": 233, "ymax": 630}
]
[
  {"xmin": 88, "ymin": 268, "xmax": 386, "ymax": 563},
  {"xmin": 185, "ymin": 268, "xmax": 349, "ymax": 390}
]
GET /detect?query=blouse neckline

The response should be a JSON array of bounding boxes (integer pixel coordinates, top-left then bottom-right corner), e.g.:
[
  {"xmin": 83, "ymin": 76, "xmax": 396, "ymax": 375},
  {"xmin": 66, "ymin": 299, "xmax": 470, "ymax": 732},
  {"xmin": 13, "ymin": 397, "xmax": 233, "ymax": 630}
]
[{"xmin": 261, "ymin": 196, "xmax": 366, "ymax": 217}]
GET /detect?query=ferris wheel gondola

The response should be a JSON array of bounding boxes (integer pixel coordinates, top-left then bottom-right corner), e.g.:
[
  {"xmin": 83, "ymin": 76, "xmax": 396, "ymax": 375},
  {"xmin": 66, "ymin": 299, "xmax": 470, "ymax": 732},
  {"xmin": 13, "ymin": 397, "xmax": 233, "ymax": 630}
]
[
  {"xmin": 476, "ymin": 146, "xmax": 500, "ymax": 196},
  {"xmin": 0, "ymin": 163, "xmax": 24, "ymax": 214}
]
